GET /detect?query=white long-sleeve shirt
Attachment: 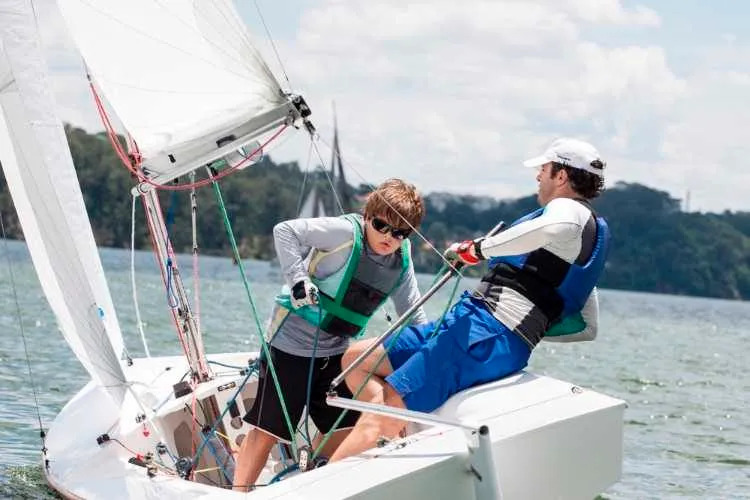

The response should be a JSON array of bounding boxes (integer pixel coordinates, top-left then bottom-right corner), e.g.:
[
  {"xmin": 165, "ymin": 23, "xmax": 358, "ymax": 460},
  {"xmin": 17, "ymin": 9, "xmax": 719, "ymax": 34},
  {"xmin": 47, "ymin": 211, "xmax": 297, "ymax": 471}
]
[{"xmin": 475, "ymin": 197, "xmax": 600, "ymax": 344}]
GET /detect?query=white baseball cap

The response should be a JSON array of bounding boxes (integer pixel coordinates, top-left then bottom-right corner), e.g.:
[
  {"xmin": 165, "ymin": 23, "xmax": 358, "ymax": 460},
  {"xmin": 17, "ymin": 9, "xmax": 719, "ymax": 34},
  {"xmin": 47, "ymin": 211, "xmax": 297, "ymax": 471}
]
[{"xmin": 522, "ymin": 138, "xmax": 605, "ymax": 177}]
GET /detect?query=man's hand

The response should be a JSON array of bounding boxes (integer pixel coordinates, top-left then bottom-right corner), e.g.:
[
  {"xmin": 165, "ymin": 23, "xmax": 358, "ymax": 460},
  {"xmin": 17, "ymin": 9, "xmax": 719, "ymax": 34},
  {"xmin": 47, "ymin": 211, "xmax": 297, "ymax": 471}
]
[
  {"xmin": 443, "ymin": 239, "xmax": 482, "ymax": 266},
  {"xmin": 291, "ymin": 278, "xmax": 319, "ymax": 309}
]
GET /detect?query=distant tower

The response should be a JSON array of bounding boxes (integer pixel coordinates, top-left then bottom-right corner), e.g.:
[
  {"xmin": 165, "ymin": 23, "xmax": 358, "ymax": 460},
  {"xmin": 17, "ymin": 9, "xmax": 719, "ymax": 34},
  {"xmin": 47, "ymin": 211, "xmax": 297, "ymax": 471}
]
[{"xmin": 684, "ymin": 189, "xmax": 691, "ymax": 212}]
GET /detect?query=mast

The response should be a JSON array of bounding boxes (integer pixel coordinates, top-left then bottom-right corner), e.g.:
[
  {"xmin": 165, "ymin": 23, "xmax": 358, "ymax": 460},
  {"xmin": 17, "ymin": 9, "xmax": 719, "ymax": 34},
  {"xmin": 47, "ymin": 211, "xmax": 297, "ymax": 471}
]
[
  {"xmin": 140, "ymin": 188, "xmax": 209, "ymax": 380},
  {"xmin": 58, "ymin": 0, "xmax": 314, "ymax": 381}
]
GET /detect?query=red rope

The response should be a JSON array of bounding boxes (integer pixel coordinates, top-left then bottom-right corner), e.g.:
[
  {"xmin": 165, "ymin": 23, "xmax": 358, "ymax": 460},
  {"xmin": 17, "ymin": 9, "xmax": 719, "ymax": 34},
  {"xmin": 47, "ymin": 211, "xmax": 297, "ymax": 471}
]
[{"xmin": 88, "ymin": 77, "xmax": 289, "ymax": 191}]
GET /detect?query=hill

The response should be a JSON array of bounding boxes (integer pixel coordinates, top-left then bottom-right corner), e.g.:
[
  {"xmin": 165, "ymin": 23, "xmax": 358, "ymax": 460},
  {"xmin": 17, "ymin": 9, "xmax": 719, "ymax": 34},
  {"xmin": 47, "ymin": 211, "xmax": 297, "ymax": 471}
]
[{"xmin": 1, "ymin": 126, "xmax": 748, "ymax": 300}]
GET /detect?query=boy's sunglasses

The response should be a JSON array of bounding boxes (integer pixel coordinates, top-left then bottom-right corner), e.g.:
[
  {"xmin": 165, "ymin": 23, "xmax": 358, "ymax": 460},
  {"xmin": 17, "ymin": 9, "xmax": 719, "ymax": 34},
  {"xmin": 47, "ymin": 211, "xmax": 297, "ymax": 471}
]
[{"xmin": 370, "ymin": 217, "xmax": 412, "ymax": 240}]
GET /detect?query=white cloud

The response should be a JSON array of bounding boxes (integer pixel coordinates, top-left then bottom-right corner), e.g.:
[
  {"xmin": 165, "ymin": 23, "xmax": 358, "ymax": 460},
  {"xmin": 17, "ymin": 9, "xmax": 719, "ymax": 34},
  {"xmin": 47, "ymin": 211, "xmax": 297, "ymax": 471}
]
[
  {"xmin": 278, "ymin": 0, "xmax": 686, "ymax": 202},
  {"xmin": 658, "ymin": 64, "xmax": 750, "ymax": 212},
  {"xmin": 38, "ymin": 0, "xmax": 750, "ymax": 211},
  {"xmin": 566, "ymin": 0, "xmax": 660, "ymax": 26}
]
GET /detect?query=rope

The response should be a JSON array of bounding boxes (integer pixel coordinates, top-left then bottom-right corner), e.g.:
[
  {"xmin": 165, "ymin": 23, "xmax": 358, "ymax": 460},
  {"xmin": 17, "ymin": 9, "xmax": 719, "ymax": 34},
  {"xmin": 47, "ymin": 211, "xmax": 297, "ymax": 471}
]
[
  {"xmin": 269, "ymin": 463, "xmax": 299, "ymax": 484},
  {"xmin": 87, "ymin": 74, "xmax": 289, "ymax": 191},
  {"xmin": 206, "ymin": 170, "xmax": 299, "ymax": 455},
  {"xmin": 310, "ymin": 134, "xmax": 460, "ymax": 271},
  {"xmin": 300, "ymin": 308, "xmax": 323, "ymax": 448},
  {"xmin": 190, "ymin": 360, "xmax": 259, "ymax": 473},
  {"xmin": 312, "ymin": 265, "xmax": 464, "ymax": 460},
  {"xmin": 139, "ymin": 192, "xmax": 192, "ymax": 365},
  {"xmin": 207, "ymin": 360, "xmax": 247, "ymax": 371}
]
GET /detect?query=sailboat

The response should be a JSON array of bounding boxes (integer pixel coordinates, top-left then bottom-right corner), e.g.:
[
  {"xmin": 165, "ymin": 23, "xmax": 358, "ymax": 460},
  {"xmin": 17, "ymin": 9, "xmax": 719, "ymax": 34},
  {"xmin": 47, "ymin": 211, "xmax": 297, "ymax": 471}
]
[
  {"xmin": 0, "ymin": 1, "xmax": 626, "ymax": 499},
  {"xmin": 298, "ymin": 106, "xmax": 354, "ymax": 220}
]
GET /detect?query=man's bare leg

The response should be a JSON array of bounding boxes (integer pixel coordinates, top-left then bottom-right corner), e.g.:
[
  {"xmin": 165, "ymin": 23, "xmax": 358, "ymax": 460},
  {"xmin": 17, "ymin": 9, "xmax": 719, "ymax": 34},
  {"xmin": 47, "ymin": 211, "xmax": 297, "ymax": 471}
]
[
  {"xmin": 232, "ymin": 428, "xmax": 278, "ymax": 492},
  {"xmin": 312, "ymin": 428, "xmax": 352, "ymax": 459},
  {"xmin": 328, "ymin": 380, "xmax": 407, "ymax": 462},
  {"xmin": 339, "ymin": 339, "xmax": 394, "ymax": 403}
]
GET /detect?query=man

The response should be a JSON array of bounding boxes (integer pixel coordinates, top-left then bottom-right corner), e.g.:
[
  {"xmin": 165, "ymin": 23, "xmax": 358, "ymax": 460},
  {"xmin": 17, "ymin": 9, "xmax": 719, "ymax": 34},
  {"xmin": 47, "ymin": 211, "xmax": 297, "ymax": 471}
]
[
  {"xmin": 233, "ymin": 178, "xmax": 428, "ymax": 491},
  {"xmin": 329, "ymin": 137, "xmax": 611, "ymax": 462}
]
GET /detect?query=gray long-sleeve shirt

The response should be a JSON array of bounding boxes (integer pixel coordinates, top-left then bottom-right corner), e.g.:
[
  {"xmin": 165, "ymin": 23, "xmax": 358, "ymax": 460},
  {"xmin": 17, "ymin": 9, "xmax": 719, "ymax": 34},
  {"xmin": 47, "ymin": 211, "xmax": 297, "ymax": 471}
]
[{"xmin": 267, "ymin": 215, "xmax": 427, "ymax": 357}]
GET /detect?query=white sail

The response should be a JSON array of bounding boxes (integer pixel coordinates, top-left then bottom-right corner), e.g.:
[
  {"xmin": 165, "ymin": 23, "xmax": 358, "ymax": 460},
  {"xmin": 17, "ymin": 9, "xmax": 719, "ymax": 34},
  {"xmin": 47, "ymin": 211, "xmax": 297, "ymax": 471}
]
[
  {"xmin": 299, "ymin": 185, "xmax": 327, "ymax": 218},
  {"xmin": 0, "ymin": 0, "xmax": 127, "ymax": 403},
  {"xmin": 57, "ymin": 0, "xmax": 298, "ymax": 184}
]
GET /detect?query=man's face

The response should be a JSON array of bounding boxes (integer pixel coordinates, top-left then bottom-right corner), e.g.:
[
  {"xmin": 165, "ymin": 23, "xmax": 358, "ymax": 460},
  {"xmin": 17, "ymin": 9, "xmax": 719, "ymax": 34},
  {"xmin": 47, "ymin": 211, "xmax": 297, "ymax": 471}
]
[{"xmin": 536, "ymin": 162, "xmax": 557, "ymax": 206}]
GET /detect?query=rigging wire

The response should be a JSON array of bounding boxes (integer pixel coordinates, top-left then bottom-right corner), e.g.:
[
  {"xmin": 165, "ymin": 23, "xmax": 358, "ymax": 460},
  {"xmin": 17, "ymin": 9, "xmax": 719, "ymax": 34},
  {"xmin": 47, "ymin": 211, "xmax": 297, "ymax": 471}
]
[
  {"xmin": 130, "ymin": 194, "xmax": 151, "ymax": 357},
  {"xmin": 190, "ymin": 172, "xmax": 202, "ymax": 338},
  {"xmin": 0, "ymin": 209, "xmax": 47, "ymax": 456},
  {"xmin": 139, "ymin": 193, "xmax": 193, "ymax": 363},
  {"xmin": 311, "ymin": 267, "xmax": 464, "ymax": 460},
  {"xmin": 78, "ymin": 1, "xmax": 481, "ymax": 482},
  {"xmin": 311, "ymin": 133, "xmax": 473, "ymax": 277},
  {"xmin": 307, "ymin": 137, "xmax": 346, "ymax": 215},
  {"xmin": 295, "ymin": 141, "xmax": 314, "ymax": 216},
  {"xmin": 252, "ymin": 0, "xmax": 293, "ymax": 91},
  {"xmin": 189, "ymin": 360, "xmax": 260, "ymax": 476},
  {"xmin": 205, "ymin": 170, "xmax": 299, "ymax": 456}
]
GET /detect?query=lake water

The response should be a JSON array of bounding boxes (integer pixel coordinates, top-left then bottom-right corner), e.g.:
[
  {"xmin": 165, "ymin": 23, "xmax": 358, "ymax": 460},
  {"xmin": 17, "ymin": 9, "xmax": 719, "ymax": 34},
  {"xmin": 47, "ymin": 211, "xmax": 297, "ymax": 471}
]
[{"xmin": 1, "ymin": 239, "xmax": 749, "ymax": 499}]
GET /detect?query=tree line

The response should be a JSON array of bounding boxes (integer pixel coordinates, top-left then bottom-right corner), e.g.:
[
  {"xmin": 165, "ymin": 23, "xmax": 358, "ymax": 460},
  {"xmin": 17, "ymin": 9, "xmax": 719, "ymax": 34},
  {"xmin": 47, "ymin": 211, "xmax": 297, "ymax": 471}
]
[{"xmin": 1, "ymin": 125, "xmax": 748, "ymax": 300}]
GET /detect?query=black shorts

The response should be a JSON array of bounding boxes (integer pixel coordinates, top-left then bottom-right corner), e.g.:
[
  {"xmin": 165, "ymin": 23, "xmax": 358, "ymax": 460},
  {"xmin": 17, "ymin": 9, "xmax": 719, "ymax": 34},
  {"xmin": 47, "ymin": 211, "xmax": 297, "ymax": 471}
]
[{"xmin": 243, "ymin": 346, "xmax": 360, "ymax": 442}]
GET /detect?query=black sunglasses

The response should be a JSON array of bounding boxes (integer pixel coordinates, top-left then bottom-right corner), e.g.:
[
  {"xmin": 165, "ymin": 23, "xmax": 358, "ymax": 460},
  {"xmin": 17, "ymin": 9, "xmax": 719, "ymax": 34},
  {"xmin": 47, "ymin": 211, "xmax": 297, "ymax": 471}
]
[{"xmin": 370, "ymin": 217, "xmax": 412, "ymax": 240}]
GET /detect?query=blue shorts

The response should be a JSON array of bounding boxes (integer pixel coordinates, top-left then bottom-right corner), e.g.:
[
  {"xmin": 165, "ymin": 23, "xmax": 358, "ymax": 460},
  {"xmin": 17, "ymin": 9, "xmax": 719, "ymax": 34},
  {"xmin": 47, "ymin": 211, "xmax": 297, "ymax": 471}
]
[{"xmin": 385, "ymin": 293, "xmax": 531, "ymax": 412}]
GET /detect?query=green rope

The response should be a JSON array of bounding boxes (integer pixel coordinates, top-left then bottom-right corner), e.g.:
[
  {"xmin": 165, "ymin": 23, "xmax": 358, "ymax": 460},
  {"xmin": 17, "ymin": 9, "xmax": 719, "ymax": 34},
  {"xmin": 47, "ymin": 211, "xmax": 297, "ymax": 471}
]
[
  {"xmin": 297, "ymin": 307, "xmax": 322, "ymax": 449},
  {"xmin": 208, "ymin": 173, "xmax": 298, "ymax": 456},
  {"xmin": 312, "ymin": 263, "xmax": 464, "ymax": 459}
]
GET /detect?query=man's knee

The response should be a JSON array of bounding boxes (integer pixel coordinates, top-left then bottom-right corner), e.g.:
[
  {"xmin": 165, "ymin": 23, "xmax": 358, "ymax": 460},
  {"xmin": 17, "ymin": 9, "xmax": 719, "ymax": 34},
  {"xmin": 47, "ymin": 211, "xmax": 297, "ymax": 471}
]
[
  {"xmin": 340, "ymin": 343, "xmax": 362, "ymax": 371},
  {"xmin": 341, "ymin": 339, "xmax": 380, "ymax": 370},
  {"xmin": 383, "ymin": 382, "xmax": 406, "ymax": 410}
]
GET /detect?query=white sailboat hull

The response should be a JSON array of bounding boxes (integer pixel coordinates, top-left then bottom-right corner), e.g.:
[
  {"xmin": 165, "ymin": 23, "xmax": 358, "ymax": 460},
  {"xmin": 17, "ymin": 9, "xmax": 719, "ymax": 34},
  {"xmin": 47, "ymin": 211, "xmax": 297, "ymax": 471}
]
[{"xmin": 44, "ymin": 352, "xmax": 625, "ymax": 499}]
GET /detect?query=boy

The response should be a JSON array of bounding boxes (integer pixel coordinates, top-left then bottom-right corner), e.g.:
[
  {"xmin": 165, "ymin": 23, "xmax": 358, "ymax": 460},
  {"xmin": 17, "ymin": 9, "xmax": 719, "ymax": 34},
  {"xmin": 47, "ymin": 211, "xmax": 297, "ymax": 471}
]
[{"xmin": 233, "ymin": 178, "xmax": 428, "ymax": 490}]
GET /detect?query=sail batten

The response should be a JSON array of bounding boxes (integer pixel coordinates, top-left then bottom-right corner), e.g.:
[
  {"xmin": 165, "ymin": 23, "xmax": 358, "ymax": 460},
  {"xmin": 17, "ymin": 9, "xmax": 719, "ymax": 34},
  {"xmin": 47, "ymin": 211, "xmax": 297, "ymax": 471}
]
[{"xmin": 0, "ymin": 0, "xmax": 127, "ymax": 404}]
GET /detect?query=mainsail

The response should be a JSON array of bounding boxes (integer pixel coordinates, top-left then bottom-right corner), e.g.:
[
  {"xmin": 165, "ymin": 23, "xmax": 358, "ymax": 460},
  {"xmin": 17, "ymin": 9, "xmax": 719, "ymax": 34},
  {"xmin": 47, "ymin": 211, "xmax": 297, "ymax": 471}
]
[
  {"xmin": 0, "ymin": 1, "xmax": 127, "ymax": 403},
  {"xmin": 57, "ymin": 0, "xmax": 312, "ymax": 381},
  {"xmin": 57, "ymin": 0, "xmax": 300, "ymax": 185}
]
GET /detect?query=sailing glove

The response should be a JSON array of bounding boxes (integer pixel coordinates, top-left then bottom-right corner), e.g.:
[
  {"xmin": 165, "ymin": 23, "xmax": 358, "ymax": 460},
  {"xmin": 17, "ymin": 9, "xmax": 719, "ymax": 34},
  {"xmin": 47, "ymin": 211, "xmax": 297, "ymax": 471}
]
[
  {"xmin": 291, "ymin": 278, "xmax": 319, "ymax": 309},
  {"xmin": 444, "ymin": 239, "xmax": 484, "ymax": 266}
]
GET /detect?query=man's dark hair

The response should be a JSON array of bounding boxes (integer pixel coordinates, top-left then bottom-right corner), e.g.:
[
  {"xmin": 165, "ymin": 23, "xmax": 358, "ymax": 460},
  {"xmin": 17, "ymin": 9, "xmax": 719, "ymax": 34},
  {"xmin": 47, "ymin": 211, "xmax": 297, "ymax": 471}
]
[{"xmin": 550, "ymin": 162, "xmax": 605, "ymax": 199}]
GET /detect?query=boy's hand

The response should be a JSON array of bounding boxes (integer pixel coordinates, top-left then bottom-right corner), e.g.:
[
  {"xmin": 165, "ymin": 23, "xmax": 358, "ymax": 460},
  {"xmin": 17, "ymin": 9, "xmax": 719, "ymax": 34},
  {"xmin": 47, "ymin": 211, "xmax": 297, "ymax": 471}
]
[{"xmin": 291, "ymin": 278, "xmax": 319, "ymax": 309}]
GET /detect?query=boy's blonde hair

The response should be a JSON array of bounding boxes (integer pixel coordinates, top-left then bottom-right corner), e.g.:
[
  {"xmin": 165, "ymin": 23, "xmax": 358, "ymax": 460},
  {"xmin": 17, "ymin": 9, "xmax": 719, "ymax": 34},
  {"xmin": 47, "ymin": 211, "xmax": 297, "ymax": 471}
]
[{"xmin": 363, "ymin": 178, "xmax": 425, "ymax": 229}]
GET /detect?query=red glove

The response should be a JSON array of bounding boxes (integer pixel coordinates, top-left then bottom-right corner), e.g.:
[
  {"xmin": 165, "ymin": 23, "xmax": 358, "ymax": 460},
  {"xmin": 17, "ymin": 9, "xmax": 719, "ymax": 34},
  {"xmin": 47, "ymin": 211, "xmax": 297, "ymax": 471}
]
[{"xmin": 444, "ymin": 239, "xmax": 481, "ymax": 266}]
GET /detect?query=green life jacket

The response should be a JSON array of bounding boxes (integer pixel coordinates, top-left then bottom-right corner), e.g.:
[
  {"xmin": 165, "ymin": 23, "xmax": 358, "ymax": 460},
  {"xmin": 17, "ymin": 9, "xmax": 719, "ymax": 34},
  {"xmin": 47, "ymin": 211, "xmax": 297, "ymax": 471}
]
[
  {"xmin": 275, "ymin": 214, "xmax": 410, "ymax": 338},
  {"xmin": 545, "ymin": 312, "xmax": 586, "ymax": 337}
]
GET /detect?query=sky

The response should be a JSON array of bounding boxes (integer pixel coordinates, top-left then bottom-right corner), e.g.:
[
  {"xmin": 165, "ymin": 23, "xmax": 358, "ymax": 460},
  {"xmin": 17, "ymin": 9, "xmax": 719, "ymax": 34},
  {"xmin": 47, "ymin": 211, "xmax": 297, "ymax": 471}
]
[{"xmin": 35, "ymin": 0, "xmax": 750, "ymax": 213}]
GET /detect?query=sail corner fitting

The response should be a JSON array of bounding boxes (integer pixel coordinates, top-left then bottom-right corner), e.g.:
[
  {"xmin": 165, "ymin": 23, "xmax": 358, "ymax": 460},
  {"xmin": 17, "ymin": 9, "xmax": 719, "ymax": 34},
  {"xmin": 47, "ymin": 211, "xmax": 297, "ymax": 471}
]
[{"xmin": 289, "ymin": 94, "xmax": 316, "ymax": 136}]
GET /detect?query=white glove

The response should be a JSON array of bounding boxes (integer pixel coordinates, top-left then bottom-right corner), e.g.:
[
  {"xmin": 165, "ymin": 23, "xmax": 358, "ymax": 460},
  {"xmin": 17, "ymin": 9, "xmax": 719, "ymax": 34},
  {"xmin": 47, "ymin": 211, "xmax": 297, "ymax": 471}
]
[{"xmin": 290, "ymin": 278, "xmax": 319, "ymax": 309}]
